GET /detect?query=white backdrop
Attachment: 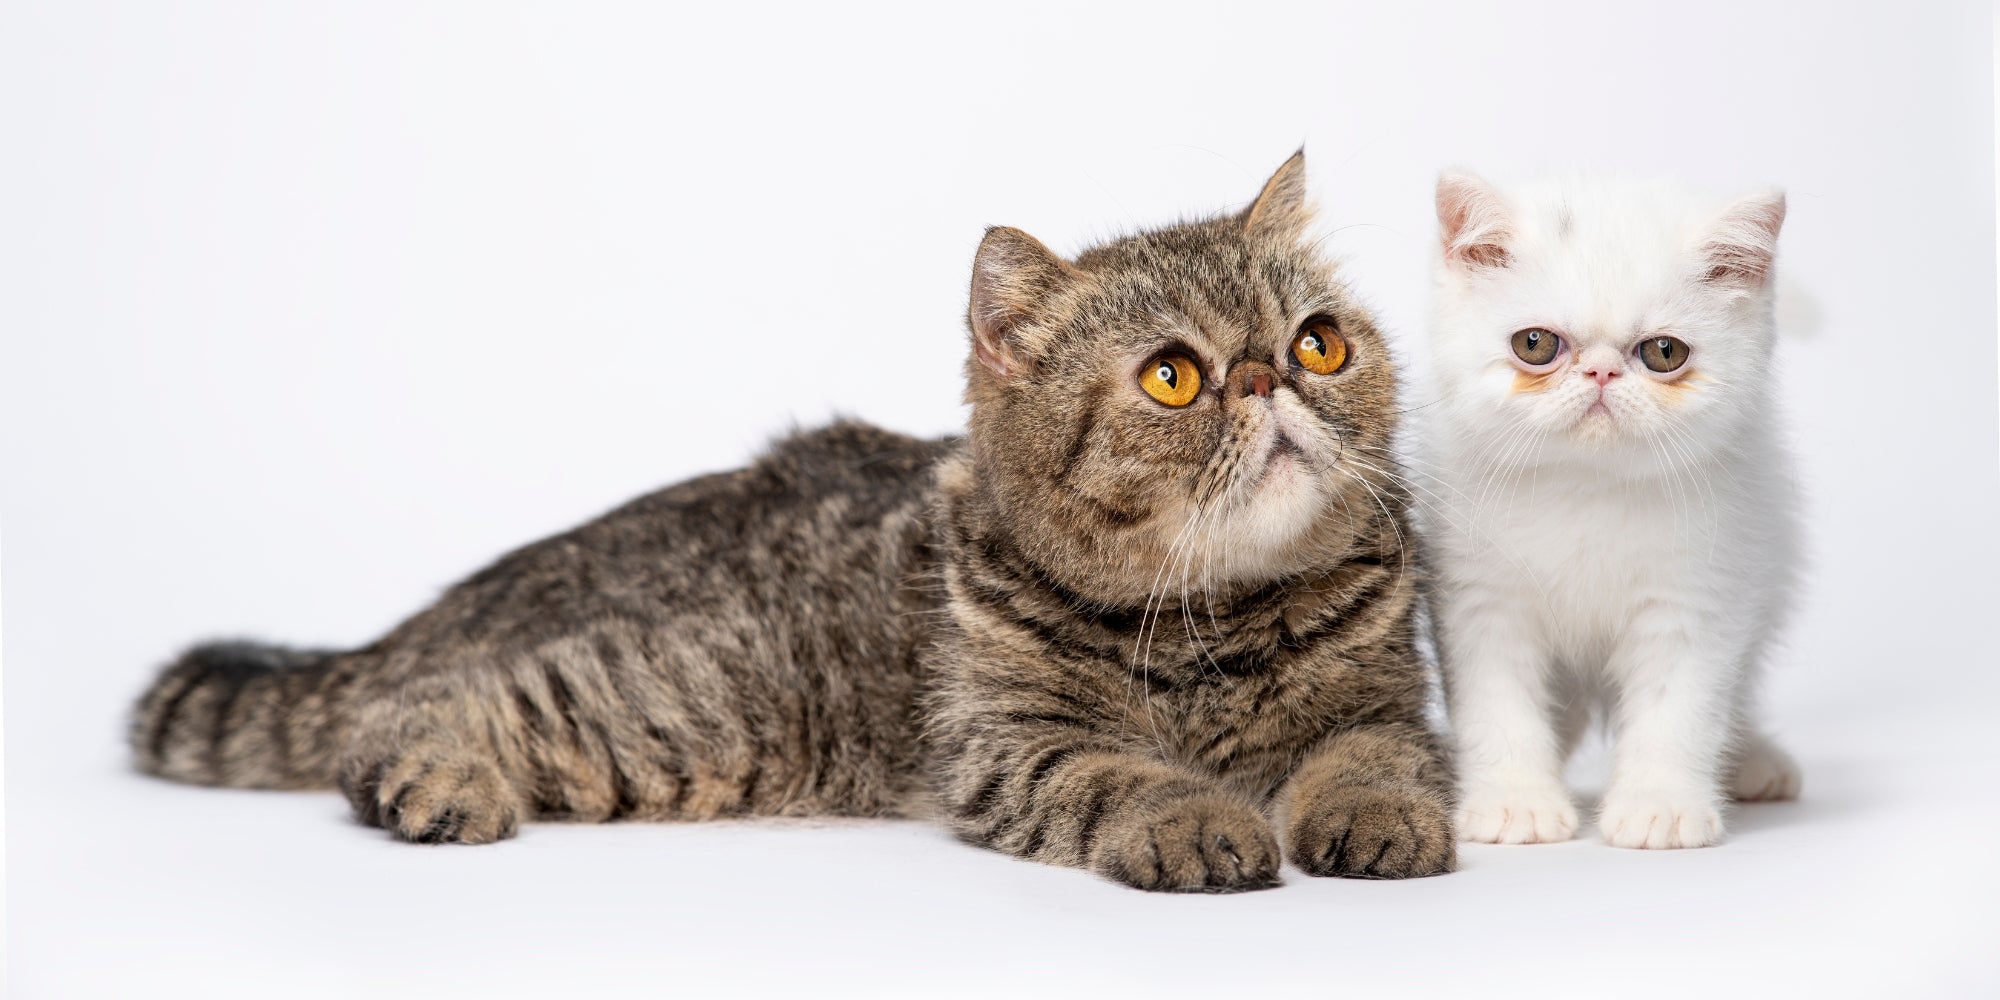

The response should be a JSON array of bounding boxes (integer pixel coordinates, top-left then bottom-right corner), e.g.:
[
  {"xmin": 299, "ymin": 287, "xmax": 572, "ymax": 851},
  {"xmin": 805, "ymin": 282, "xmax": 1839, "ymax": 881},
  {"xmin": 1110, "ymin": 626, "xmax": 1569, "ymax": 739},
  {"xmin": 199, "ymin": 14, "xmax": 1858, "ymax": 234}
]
[{"xmin": 4, "ymin": 2, "xmax": 1996, "ymax": 997}]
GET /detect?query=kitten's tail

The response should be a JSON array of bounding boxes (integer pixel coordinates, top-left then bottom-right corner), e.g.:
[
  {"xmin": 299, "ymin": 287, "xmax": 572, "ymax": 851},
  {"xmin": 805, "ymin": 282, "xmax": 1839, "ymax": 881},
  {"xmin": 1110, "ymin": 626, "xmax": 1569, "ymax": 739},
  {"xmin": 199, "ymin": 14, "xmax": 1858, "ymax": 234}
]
[{"xmin": 131, "ymin": 641, "xmax": 354, "ymax": 789}]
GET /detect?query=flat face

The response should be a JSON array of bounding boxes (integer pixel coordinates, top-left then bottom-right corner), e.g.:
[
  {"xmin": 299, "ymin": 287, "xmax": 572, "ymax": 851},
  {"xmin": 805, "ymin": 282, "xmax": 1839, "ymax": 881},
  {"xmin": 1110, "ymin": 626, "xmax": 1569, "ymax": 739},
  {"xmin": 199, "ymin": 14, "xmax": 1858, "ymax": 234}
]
[
  {"xmin": 1431, "ymin": 179, "xmax": 1777, "ymax": 471},
  {"xmin": 968, "ymin": 218, "xmax": 1407, "ymax": 599}
]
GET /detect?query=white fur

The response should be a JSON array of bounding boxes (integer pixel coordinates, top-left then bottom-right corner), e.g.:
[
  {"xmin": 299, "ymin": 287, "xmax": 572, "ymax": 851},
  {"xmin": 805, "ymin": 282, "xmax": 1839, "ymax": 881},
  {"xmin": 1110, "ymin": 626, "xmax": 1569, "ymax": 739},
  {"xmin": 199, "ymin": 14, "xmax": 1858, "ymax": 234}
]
[{"xmin": 1417, "ymin": 174, "xmax": 1803, "ymax": 849}]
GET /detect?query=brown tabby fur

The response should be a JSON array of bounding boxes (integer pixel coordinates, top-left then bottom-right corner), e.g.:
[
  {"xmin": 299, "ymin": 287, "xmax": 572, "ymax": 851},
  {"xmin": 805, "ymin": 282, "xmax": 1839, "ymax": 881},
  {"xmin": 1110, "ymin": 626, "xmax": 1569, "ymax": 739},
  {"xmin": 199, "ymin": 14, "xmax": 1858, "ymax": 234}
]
[{"xmin": 132, "ymin": 153, "xmax": 1455, "ymax": 891}]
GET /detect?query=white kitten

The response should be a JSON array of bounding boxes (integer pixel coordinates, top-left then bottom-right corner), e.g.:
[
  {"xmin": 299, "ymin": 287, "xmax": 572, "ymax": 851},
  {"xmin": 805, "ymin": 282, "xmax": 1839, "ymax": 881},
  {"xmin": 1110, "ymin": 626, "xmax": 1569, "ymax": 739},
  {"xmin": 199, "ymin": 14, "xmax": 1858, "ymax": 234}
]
[{"xmin": 1417, "ymin": 173, "xmax": 1802, "ymax": 849}]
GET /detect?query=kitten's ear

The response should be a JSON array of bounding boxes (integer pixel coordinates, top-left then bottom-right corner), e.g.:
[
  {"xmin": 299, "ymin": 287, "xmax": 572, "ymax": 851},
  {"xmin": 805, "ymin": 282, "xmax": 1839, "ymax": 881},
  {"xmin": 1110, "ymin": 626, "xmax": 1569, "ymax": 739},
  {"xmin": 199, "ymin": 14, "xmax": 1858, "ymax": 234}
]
[
  {"xmin": 1698, "ymin": 190, "xmax": 1786, "ymax": 288},
  {"xmin": 969, "ymin": 226, "xmax": 1071, "ymax": 379},
  {"xmin": 1242, "ymin": 149, "xmax": 1315, "ymax": 238},
  {"xmin": 1436, "ymin": 171, "xmax": 1514, "ymax": 270}
]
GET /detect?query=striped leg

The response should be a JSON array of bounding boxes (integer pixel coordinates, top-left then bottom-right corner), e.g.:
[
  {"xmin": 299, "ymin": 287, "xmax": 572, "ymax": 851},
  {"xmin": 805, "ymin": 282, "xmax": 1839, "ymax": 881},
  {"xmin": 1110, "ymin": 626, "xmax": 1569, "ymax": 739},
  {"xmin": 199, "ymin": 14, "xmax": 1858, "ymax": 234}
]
[
  {"xmin": 940, "ymin": 723, "xmax": 1280, "ymax": 893},
  {"xmin": 1278, "ymin": 723, "xmax": 1456, "ymax": 879}
]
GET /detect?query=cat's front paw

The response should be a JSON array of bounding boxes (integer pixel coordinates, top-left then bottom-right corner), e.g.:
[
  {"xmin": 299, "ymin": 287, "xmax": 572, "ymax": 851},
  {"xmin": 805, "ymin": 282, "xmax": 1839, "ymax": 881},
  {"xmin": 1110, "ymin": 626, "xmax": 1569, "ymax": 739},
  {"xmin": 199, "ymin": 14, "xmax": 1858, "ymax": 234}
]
[
  {"xmin": 1288, "ymin": 784, "xmax": 1455, "ymax": 879},
  {"xmin": 1455, "ymin": 783, "xmax": 1578, "ymax": 844},
  {"xmin": 1598, "ymin": 791, "xmax": 1723, "ymax": 849},
  {"xmin": 1090, "ymin": 793, "xmax": 1281, "ymax": 893}
]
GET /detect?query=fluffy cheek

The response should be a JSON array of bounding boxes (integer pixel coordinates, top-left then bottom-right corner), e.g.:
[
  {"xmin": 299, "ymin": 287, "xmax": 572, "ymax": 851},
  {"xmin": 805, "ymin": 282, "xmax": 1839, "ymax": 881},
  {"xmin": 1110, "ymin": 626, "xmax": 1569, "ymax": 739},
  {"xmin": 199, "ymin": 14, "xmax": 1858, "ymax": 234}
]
[
  {"xmin": 1084, "ymin": 397, "xmax": 1226, "ymax": 515},
  {"xmin": 1646, "ymin": 370, "xmax": 1713, "ymax": 414},
  {"xmin": 1478, "ymin": 360, "xmax": 1577, "ymax": 433},
  {"xmin": 1510, "ymin": 368, "xmax": 1560, "ymax": 395}
]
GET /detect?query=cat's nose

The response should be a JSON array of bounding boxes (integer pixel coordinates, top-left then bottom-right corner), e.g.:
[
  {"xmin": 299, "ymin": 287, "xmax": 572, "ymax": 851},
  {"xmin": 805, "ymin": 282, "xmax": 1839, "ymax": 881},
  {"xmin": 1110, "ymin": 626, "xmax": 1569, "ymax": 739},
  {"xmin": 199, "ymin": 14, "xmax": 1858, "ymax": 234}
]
[
  {"xmin": 1576, "ymin": 344, "xmax": 1623, "ymax": 386},
  {"xmin": 1233, "ymin": 360, "xmax": 1277, "ymax": 399}
]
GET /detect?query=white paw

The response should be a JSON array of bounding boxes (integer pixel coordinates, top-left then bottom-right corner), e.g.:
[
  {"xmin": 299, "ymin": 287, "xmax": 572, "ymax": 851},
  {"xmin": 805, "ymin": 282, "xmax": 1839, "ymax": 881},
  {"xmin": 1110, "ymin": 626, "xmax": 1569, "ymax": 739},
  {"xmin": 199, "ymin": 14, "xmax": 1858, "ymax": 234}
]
[
  {"xmin": 1729, "ymin": 739, "xmax": 1802, "ymax": 802},
  {"xmin": 1455, "ymin": 784, "xmax": 1578, "ymax": 844},
  {"xmin": 1598, "ymin": 793, "xmax": 1724, "ymax": 849}
]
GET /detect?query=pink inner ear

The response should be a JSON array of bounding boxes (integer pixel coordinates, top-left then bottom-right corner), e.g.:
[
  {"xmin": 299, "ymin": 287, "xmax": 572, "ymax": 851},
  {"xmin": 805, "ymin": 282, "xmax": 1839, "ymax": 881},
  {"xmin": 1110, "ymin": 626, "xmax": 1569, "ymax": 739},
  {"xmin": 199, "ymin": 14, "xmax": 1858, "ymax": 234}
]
[
  {"xmin": 1702, "ymin": 250, "xmax": 1771, "ymax": 285},
  {"xmin": 1437, "ymin": 175, "xmax": 1512, "ymax": 269},
  {"xmin": 1701, "ymin": 193, "xmax": 1785, "ymax": 287},
  {"xmin": 968, "ymin": 259, "xmax": 1024, "ymax": 378},
  {"xmin": 970, "ymin": 324, "xmax": 1017, "ymax": 378},
  {"xmin": 966, "ymin": 226, "xmax": 1070, "ymax": 381}
]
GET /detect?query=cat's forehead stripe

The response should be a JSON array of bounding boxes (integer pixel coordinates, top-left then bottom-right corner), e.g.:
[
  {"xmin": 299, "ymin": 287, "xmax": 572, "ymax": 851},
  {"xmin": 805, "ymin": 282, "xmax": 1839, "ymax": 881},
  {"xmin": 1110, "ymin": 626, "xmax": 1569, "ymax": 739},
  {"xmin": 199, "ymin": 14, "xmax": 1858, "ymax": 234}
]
[{"xmin": 1082, "ymin": 229, "xmax": 1329, "ymax": 354}]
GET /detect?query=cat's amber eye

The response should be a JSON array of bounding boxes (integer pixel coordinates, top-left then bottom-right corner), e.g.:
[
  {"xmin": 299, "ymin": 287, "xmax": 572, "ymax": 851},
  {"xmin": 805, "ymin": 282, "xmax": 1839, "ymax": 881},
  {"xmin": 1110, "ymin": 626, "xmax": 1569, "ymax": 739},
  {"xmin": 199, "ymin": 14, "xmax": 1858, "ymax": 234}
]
[
  {"xmin": 1139, "ymin": 353, "xmax": 1202, "ymax": 407},
  {"xmin": 1290, "ymin": 319, "xmax": 1347, "ymax": 375},
  {"xmin": 1510, "ymin": 327, "xmax": 1561, "ymax": 367},
  {"xmin": 1639, "ymin": 336, "xmax": 1691, "ymax": 374}
]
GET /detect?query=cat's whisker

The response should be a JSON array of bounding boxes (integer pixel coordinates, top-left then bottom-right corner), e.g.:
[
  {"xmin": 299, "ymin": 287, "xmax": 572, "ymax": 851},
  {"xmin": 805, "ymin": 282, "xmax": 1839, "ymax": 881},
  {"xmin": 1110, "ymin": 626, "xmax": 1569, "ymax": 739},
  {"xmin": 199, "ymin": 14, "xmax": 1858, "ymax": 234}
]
[
  {"xmin": 1472, "ymin": 410, "xmax": 1542, "ymax": 509},
  {"xmin": 1128, "ymin": 502, "xmax": 1205, "ymax": 746},
  {"xmin": 1347, "ymin": 450, "xmax": 1558, "ymax": 607},
  {"xmin": 1171, "ymin": 497, "xmax": 1224, "ymax": 679},
  {"xmin": 1639, "ymin": 427, "xmax": 1689, "ymax": 543},
  {"xmin": 1341, "ymin": 465, "xmax": 1412, "ymax": 581},
  {"xmin": 1655, "ymin": 409, "xmax": 1723, "ymax": 559},
  {"xmin": 1477, "ymin": 412, "xmax": 1542, "ymax": 513}
]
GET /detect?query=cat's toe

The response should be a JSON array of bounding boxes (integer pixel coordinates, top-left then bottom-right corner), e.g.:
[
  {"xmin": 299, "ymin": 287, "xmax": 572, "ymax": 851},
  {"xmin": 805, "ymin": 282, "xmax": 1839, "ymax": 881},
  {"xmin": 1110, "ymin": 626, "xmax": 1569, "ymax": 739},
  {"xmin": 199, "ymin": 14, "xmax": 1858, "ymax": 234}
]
[
  {"xmin": 1091, "ymin": 793, "xmax": 1281, "ymax": 893},
  {"xmin": 342, "ymin": 751, "xmax": 522, "ymax": 845},
  {"xmin": 1289, "ymin": 784, "xmax": 1455, "ymax": 879},
  {"xmin": 1455, "ymin": 784, "xmax": 1577, "ymax": 844},
  {"xmin": 1598, "ymin": 792, "xmax": 1723, "ymax": 849}
]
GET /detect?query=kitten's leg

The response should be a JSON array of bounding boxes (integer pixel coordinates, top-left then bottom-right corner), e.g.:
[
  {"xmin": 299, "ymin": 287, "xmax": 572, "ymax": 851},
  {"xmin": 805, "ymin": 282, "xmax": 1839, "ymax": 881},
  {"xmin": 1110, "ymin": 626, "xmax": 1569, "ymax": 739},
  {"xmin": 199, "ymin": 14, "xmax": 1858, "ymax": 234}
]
[
  {"xmin": 1443, "ymin": 602, "xmax": 1577, "ymax": 844},
  {"xmin": 1728, "ymin": 730, "xmax": 1802, "ymax": 802},
  {"xmin": 1597, "ymin": 614, "xmax": 1735, "ymax": 849},
  {"xmin": 939, "ymin": 723, "xmax": 1281, "ymax": 893},
  {"xmin": 1552, "ymin": 680, "xmax": 1595, "ymax": 762},
  {"xmin": 1278, "ymin": 723, "xmax": 1456, "ymax": 879}
]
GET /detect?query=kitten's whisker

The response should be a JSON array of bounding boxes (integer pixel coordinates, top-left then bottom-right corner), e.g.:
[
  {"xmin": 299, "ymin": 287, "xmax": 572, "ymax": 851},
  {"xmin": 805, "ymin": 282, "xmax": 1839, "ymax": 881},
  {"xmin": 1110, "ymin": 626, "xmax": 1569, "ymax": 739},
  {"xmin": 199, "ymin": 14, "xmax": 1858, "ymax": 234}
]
[
  {"xmin": 1656, "ymin": 410, "xmax": 1723, "ymax": 559},
  {"xmin": 1473, "ymin": 411, "xmax": 1541, "ymax": 509}
]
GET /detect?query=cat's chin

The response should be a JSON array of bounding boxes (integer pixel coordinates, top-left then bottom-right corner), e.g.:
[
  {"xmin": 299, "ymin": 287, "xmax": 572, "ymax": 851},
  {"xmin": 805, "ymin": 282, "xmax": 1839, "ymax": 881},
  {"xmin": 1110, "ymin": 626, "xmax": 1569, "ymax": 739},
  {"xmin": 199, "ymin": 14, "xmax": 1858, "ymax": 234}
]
[
  {"xmin": 1200, "ymin": 456, "xmax": 1337, "ymax": 582},
  {"xmin": 1568, "ymin": 406, "xmax": 1624, "ymax": 442},
  {"xmin": 1542, "ymin": 412, "xmax": 1707, "ymax": 475},
  {"xmin": 1557, "ymin": 403, "xmax": 1670, "ymax": 449}
]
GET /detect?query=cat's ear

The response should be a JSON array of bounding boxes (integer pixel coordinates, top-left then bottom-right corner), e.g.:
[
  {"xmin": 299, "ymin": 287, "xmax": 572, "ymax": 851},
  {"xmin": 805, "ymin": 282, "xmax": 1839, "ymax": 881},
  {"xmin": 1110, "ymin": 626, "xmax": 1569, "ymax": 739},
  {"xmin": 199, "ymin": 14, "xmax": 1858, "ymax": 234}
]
[
  {"xmin": 1436, "ymin": 171, "xmax": 1514, "ymax": 270},
  {"xmin": 969, "ymin": 226, "xmax": 1072, "ymax": 379},
  {"xmin": 1698, "ymin": 190, "xmax": 1786, "ymax": 288},
  {"xmin": 1242, "ymin": 149, "xmax": 1315, "ymax": 238}
]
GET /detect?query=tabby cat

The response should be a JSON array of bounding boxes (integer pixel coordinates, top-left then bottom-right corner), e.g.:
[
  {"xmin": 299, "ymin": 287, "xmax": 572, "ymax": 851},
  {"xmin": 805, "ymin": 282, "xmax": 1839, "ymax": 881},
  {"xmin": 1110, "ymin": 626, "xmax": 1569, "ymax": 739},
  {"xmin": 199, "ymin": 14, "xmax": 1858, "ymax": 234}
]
[{"xmin": 132, "ymin": 153, "xmax": 1455, "ymax": 891}]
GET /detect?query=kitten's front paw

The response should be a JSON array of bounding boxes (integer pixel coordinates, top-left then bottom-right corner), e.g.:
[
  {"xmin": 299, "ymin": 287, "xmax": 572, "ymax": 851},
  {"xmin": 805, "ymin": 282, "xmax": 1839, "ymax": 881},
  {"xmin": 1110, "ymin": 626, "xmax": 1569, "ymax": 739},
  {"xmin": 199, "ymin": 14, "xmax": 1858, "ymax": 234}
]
[
  {"xmin": 1729, "ymin": 738, "xmax": 1802, "ymax": 802},
  {"xmin": 1090, "ymin": 793, "xmax": 1281, "ymax": 893},
  {"xmin": 1288, "ymin": 784, "xmax": 1455, "ymax": 879},
  {"xmin": 1597, "ymin": 792, "xmax": 1723, "ymax": 849},
  {"xmin": 342, "ymin": 750, "xmax": 523, "ymax": 845},
  {"xmin": 1455, "ymin": 784, "xmax": 1578, "ymax": 844}
]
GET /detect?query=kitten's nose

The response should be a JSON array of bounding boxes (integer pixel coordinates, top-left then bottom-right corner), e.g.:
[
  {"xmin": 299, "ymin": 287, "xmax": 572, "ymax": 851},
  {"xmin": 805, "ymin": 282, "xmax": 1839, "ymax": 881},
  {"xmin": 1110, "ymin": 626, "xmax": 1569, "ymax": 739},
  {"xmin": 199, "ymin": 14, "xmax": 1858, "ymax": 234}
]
[
  {"xmin": 1233, "ymin": 360, "xmax": 1277, "ymax": 399},
  {"xmin": 1576, "ymin": 344, "xmax": 1624, "ymax": 387}
]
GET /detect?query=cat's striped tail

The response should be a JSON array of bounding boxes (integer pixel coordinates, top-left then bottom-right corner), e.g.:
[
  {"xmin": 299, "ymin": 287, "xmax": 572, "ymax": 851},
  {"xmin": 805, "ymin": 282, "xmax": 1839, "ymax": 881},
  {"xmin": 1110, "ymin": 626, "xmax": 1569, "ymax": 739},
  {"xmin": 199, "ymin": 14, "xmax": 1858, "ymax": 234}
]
[{"xmin": 131, "ymin": 641, "xmax": 353, "ymax": 789}]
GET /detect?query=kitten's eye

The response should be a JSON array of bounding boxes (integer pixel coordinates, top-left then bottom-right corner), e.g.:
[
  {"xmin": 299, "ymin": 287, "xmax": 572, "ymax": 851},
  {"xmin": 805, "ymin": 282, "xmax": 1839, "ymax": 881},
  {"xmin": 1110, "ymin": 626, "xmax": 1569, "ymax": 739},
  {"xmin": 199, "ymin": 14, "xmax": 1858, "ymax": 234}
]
[
  {"xmin": 1639, "ymin": 336, "xmax": 1691, "ymax": 373},
  {"xmin": 1290, "ymin": 319, "xmax": 1347, "ymax": 374},
  {"xmin": 1139, "ymin": 353, "xmax": 1202, "ymax": 407},
  {"xmin": 1510, "ymin": 327, "xmax": 1561, "ymax": 367}
]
